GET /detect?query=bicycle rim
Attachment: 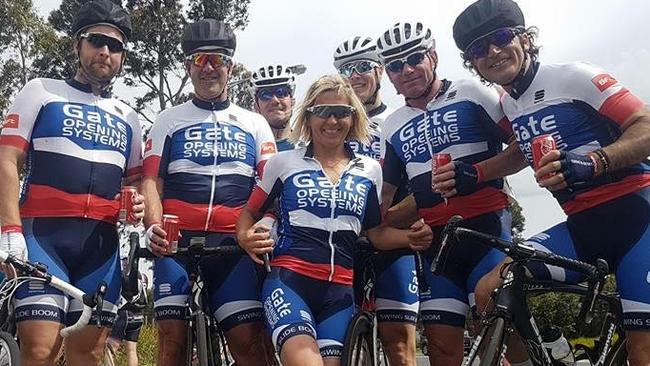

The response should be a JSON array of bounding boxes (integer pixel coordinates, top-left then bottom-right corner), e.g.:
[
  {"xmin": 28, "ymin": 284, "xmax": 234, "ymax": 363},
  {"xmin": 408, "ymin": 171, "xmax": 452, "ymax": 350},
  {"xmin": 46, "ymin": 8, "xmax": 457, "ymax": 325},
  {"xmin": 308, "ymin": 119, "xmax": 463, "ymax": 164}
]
[
  {"xmin": 478, "ymin": 317, "xmax": 507, "ymax": 366},
  {"xmin": 0, "ymin": 331, "xmax": 20, "ymax": 366},
  {"xmin": 341, "ymin": 313, "xmax": 374, "ymax": 366}
]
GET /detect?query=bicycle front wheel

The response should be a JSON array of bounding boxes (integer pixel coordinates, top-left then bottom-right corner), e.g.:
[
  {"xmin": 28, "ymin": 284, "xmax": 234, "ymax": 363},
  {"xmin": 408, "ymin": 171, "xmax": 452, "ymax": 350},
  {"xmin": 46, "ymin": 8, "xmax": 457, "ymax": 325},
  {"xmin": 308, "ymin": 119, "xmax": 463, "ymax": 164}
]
[
  {"xmin": 0, "ymin": 331, "xmax": 20, "ymax": 366},
  {"xmin": 604, "ymin": 337, "xmax": 628, "ymax": 366},
  {"xmin": 341, "ymin": 312, "xmax": 375, "ymax": 366},
  {"xmin": 479, "ymin": 317, "xmax": 507, "ymax": 366}
]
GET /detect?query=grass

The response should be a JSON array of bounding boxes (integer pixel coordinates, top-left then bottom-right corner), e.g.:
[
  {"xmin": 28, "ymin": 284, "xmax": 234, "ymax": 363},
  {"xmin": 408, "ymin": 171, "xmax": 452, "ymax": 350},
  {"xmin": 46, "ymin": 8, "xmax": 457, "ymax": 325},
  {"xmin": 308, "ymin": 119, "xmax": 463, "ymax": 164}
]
[{"xmin": 113, "ymin": 322, "xmax": 158, "ymax": 366}]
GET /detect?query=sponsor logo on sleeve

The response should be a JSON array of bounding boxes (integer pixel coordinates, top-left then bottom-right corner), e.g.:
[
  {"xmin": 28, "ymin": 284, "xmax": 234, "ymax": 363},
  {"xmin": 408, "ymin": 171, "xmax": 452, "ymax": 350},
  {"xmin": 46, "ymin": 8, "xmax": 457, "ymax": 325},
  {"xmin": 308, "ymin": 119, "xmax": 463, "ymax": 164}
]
[
  {"xmin": 261, "ymin": 141, "xmax": 276, "ymax": 155},
  {"xmin": 591, "ymin": 74, "xmax": 618, "ymax": 92},
  {"xmin": 2, "ymin": 114, "xmax": 19, "ymax": 129},
  {"xmin": 145, "ymin": 139, "xmax": 152, "ymax": 152}
]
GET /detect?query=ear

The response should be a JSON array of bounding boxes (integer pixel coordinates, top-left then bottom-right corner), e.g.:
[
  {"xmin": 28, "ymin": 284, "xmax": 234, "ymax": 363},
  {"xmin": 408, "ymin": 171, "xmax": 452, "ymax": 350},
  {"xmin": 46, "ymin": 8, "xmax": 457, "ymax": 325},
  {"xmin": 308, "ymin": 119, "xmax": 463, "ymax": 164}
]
[
  {"xmin": 520, "ymin": 34, "xmax": 531, "ymax": 52},
  {"xmin": 185, "ymin": 60, "xmax": 191, "ymax": 75},
  {"xmin": 428, "ymin": 49, "xmax": 439, "ymax": 68},
  {"xmin": 253, "ymin": 99, "xmax": 261, "ymax": 112},
  {"xmin": 375, "ymin": 66, "xmax": 384, "ymax": 80},
  {"xmin": 290, "ymin": 97, "xmax": 296, "ymax": 109}
]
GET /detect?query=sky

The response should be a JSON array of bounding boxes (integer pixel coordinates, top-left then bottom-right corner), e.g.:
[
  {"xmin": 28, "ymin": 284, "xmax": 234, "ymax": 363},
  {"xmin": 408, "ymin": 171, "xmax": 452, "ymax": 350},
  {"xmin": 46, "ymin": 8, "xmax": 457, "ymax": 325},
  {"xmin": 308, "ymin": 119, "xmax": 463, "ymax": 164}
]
[{"xmin": 33, "ymin": 0, "xmax": 650, "ymax": 236}]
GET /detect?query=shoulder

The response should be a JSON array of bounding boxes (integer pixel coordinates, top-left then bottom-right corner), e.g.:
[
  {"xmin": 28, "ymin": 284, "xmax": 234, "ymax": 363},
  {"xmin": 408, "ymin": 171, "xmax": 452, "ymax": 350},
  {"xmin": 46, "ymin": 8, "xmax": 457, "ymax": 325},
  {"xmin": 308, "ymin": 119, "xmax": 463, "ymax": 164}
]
[
  {"xmin": 354, "ymin": 155, "xmax": 382, "ymax": 182},
  {"xmin": 382, "ymin": 105, "xmax": 423, "ymax": 137}
]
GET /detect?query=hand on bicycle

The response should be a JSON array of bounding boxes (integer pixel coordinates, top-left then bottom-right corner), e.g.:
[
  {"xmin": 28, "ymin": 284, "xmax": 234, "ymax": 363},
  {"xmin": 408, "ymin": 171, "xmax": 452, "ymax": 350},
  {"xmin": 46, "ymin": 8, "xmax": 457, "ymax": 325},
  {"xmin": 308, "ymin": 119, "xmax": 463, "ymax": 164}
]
[
  {"xmin": 0, "ymin": 225, "xmax": 28, "ymax": 275},
  {"xmin": 145, "ymin": 224, "xmax": 171, "ymax": 257},
  {"xmin": 431, "ymin": 161, "xmax": 482, "ymax": 198},
  {"xmin": 238, "ymin": 222, "xmax": 274, "ymax": 266},
  {"xmin": 407, "ymin": 219, "xmax": 433, "ymax": 251}
]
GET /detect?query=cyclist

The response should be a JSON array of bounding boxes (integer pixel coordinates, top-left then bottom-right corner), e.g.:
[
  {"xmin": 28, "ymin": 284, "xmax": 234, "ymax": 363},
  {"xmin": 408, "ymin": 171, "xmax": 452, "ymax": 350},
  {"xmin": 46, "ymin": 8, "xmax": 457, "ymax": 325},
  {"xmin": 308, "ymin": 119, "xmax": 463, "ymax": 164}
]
[
  {"xmin": 376, "ymin": 21, "xmax": 526, "ymax": 365},
  {"xmin": 142, "ymin": 19, "xmax": 277, "ymax": 366},
  {"xmin": 236, "ymin": 74, "xmax": 433, "ymax": 366},
  {"xmin": 0, "ymin": 0, "xmax": 144, "ymax": 364},
  {"xmin": 332, "ymin": 35, "xmax": 420, "ymax": 365},
  {"xmin": 250, "ymin": 64, "xmax": 298, "ymax": 151},
  {"xmin": 453, "ymin": 0, "xmax": 650, "ymax": 365}
]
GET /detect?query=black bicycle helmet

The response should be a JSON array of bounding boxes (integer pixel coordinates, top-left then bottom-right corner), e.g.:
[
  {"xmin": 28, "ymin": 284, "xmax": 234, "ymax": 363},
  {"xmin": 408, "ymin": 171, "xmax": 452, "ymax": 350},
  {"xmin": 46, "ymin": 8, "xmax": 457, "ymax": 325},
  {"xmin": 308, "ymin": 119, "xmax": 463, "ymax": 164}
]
[
  {"xmin": 181, "ymin": 19, "xmax": 236, "ymax": 57},
  {"xmin": 453, "ymin": 0, "xmax": 524, "ymax": 52},
  {"xmin": 71, "ymin": 0, "xmax": 132, "ymax": 40}
]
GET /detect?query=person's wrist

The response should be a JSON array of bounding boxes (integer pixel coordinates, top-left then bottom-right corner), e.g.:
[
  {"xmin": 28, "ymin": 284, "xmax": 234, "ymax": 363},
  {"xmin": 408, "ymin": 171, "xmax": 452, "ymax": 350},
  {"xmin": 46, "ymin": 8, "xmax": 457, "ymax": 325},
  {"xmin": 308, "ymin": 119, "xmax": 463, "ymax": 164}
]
[
  {"xmin": 1, "ymin": 225, "xmax": 22, "ymax": 234},
  {"xmin": 588, "ymin": 153, "xmax": 601, "ymax": 177},
  {"xmin": 472, "ymin": 163, "xmax": 485, "ymax": 183}
]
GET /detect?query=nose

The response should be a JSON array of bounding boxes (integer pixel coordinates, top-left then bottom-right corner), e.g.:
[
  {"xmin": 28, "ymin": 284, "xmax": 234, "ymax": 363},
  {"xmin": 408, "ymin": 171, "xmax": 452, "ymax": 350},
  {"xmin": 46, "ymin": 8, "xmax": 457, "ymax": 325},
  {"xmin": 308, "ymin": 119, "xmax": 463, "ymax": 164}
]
[
  {"xmin": 487, "ymin": 44, "xmax": 502, "ymax": 57},
  {"xmin": 97, "ymin": 44, "xmax": 110, "ymax": 57},
  {"xmin": 325, "ymin": 114, "xmax": 338, "ymax": 123}
]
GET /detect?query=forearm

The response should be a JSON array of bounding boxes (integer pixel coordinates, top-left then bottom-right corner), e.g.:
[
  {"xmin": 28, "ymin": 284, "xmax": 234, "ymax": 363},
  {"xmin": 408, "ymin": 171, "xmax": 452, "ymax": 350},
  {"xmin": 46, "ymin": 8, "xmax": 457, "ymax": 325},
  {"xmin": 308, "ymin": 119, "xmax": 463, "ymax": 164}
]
[
  {"xmin": 476, "ymin": 140, "xmax": 528, "ymax": 182},
  {"xmin": 366, "ymin": 224, "xmax": 410, "ymax": 250},
  {"xmin": 385, "ymin": 195, "xmax": 420, "ymax": 229},
  {"xmin": 141, "ymin": 177, "xmax": 163, "ymax": 227},
  {"xmin": 236, "ymin": 208, "xmax": 261, "ymax": 239},
  {"xmin": 0, "ymin": 156, "xmax": 22, "ymax": 227},
  {"xmin": 598, "ymin": 112, "xmax": 650, "ymax": 174}
]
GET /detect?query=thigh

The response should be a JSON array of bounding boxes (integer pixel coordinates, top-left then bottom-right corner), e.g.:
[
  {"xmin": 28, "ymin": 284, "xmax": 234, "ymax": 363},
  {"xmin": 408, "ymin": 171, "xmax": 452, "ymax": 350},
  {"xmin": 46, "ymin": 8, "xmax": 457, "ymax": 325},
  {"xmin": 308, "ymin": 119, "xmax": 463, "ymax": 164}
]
[
  {"xmin": 312, "ymin": 284, "xmax": 355, "ymax": 359},
  {"xmin": 123, "ymin": 312, "xmax": 144, "ymax": 342},
  {"xmin": 153, "ymin": 256, "xmax": 190, "ymax": 321},
  {"xmin": 374, "ymin": 252, "xmax": 419, "ymax": 324}
]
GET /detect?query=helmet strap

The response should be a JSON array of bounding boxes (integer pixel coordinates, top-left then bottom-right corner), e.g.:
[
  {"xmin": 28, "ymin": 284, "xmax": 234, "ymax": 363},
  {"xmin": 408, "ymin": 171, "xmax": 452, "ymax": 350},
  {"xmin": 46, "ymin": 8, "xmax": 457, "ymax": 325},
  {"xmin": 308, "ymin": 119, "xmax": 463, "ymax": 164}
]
[{"xmin": 363, "ymin": 69, "xmax": 382, "ymax": 109}]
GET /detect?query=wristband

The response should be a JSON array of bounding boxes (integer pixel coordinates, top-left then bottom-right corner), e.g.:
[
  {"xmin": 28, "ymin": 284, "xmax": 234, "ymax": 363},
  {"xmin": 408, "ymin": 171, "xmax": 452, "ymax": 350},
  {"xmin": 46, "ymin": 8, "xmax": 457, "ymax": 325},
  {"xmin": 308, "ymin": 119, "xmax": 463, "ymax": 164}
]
[
  {"xmin": 593, "ymin": 149, "xmax": 611, "ymax": 174},
  {"xmin": 1, "ymin": 225, "xmax": 22, "ymax": 233},
  {"xmin": 473, "ymin": 163, "xmax": 485, "ymax": 184}
]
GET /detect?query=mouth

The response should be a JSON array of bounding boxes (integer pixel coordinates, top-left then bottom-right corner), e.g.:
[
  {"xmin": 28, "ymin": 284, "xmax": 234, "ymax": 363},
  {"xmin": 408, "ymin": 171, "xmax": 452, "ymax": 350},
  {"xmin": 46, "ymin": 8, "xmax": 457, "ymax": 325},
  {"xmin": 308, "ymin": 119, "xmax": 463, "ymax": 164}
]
[
  {"xmin": 322, "ymin": 127, "xmax": 343, "ymax": 137},
  {"xmin": 489, "ymin": 58, "xmax": 510, "ymax": 69}
]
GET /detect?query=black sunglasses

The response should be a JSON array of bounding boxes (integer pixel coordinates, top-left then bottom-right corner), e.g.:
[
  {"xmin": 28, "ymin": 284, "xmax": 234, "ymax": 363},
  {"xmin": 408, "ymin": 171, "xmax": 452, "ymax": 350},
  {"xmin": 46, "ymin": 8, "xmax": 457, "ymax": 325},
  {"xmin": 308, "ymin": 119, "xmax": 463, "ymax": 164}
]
[
  {"xmin": 80, "ymin": 32, "xmax": 126, "ymax": 53},
  {"xmin": 385, "ymin": 51, "xmax": 428, "ymax": 73},
  {"xmin": 464, "ymin": 28, "xmax": 520, "ymax": 60},
  {"xmin": 257, "ymin": 86, "xmax": 292, "ymax": 101},
  {"xmin": 307, "ymin": 104, "xmax": 355, "ymax": 119},
  {"xmin": 338, "ymin": 60, "xmax": 379, "ymax": 78}
]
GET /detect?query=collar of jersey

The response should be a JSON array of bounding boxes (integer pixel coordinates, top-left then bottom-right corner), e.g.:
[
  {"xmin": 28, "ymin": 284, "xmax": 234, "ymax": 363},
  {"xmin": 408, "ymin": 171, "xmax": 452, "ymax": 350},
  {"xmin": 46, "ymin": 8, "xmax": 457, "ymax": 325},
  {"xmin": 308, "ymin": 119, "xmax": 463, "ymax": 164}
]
[
  {"xmin": 304, "ymin": 141, "xmax": 357, "ymax": 161},
  {"xmin": 66, "ymin": 79, "xmax": 112, "ymax": 98},
  {"xmin": 192, "ymin": 97, "xmax": 230, "ymax": 111},
  {"xmin": 508, "ymin": 60, "xmax": 540, "ymax": 100},
  {"xmin": 367, "ymin": 103, "xmax": 387, "ymax": 119}
]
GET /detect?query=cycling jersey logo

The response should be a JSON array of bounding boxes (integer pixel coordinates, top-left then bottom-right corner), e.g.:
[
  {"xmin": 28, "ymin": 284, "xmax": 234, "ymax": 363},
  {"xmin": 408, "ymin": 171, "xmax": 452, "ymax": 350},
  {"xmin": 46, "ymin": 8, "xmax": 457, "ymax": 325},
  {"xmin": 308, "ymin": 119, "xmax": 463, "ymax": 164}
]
[
  {"xmin": 173, "ymin": 122, "xmax": 255, "ymax": 166},
  {"xmin": 261, "ymin": 141, "xmax": 276, "ymax": 155},
  {"xmin": 591, "ymin": 74, "xmax": 617, "ymax": 92},
  {"xmin": 145, "ymin": 139, "xmax": 152, "ymax": 152},
  {"xmin": 291, "ymin": 172, "xmax": 371, "ymax": 216},
  {"xmin": 348, "ymin": 137, "xmax": 381, "ymax": 160},
  {"xmin": 512, "ymin": 114, "xmax": 568, "ymax": 163},
  {"xmin": 397, "ymin": 109, "xmax": 461, "ymax": 161},
  {"xmin": 2, "ymin": 114, "xmax": 19, "ymax": 129},
  {"xmin": 646, "ymin": 271, "xmax": 650, "ymax": 284},
  {"xmin": 54, "ymin": 103, "xmax": 130, "ymax": 152}
]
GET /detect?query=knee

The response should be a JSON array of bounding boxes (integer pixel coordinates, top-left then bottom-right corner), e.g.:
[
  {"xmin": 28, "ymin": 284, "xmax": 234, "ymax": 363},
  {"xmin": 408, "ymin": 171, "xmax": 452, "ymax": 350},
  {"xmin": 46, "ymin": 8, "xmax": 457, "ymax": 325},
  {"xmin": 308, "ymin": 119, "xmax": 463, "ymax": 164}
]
[
  {"xmin": 157, "ymin": 322, "xmax": 187, "ymax": 357},
  {"xmin": 378, "ymin": 323, "xmax": 413, "ymax": 351},
  {"xmin": 227, "ymin": 323, "xmax": 270, "ymax": 358},
  {"xmin": 21, "ymin": 343, "xmax": 58, "ymax": 365},
  {"xmin": 474, "ymin": 267, "xmax": 504, "ymax": 315}
]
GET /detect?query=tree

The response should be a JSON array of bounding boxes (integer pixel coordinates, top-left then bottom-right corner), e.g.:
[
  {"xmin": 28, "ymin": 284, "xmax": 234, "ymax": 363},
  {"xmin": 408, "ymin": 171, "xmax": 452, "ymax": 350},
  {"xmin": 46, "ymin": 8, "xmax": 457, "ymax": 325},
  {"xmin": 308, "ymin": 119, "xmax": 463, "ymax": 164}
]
[
  {"xmin": 229, "ymin": 63, "xmax": 254, "ymax": 111},
  {"xmin": 187, "ymin": 0, "xmax": 250, "ymax": 29},
  {"xmin": 0, "ymin": 0, "xmax": 57, "ymax": 117}
]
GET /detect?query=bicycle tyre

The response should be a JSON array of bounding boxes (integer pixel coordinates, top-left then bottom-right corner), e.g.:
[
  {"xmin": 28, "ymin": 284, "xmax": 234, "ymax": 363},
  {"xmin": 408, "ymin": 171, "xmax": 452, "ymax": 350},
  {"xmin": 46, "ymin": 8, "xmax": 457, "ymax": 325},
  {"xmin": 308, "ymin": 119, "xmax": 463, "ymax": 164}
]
[
  {"xmin": 0, "ymin": 331, "xmax": 20, "ymax": 366},
  {"xmin": 603, "ymin": 337, "xmax": 628, "ymax": 366},
  {"xmin": 195, "ymin": 311, "xmax": 211, "ymax": 366},
  {"xmin": 479, "ymin": 317, "xmax": 507, "ymax": 366},
  {"xmin": 341, "ymin": 312, "xmax": 374, "ymax": 366}
]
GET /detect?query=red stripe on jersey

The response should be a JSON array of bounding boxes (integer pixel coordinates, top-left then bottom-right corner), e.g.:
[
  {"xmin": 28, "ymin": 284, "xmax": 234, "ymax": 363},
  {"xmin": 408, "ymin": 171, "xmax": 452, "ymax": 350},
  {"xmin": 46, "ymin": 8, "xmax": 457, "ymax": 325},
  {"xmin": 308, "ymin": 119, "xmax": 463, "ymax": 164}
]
[
  {"xmin": 599, "ymin": 88, "xmax": 645, "ymax": 125},
  {"xmin": 272, "ymin": 255, "xmax": 353, "ymax": 286},
  {"xmin": 142, "ymin": 156, "xmax": 161, "ymax": 177},
  {"xmin": 0, "ymin": 135, "xmax": 29, "ymax": 152},
  {"xmin": 418, "ymin": 187, "xmax": 509, "ymax": 227},
  {"xmin": 247, "ymin": 186, "xmax": 269, "ymax": 213},
  {"xmin": 20, "ymin": 185, "xmax": 119, "ymax": 223},
  {"xmin": 256, "ymin": 160, "xmax": 267, "ymax": 179},
  {"xmin": 562, "ymin": 174, "xmax": 650, "ymax": 215},
  {"xmin": 162, "ymin": 199, "xmax": 243, "ymax": 233}
]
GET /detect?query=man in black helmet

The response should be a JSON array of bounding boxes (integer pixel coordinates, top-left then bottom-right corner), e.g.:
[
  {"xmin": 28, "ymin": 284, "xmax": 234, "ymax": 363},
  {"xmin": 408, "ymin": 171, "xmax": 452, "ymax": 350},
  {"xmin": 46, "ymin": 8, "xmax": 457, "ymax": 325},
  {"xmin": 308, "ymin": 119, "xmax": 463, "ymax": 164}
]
[
  {"xmin": 0, "ymin": 0, "xmax": 144, "ymax": 365},
  {"xmin": 142, "ymin": 19, "xmax": 277, "ymax": 366},
  {"xmin": 454, "ymin": 0, "xmax": 650, "ymax": 365}
]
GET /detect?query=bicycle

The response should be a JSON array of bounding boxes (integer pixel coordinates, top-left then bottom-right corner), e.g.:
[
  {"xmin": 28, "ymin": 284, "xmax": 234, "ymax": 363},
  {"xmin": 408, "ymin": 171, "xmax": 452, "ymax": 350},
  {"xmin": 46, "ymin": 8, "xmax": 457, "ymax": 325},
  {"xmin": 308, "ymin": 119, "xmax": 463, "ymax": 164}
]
[
  {"xmin": 0, "ymin": 247, "xmax": 108, "ymax": 366},
  {"xmin": 432, "ymin": 217, "xmax": 627, "ymax": 366},
  {"xmin": 341, "ymin": 239, "xmax": 425, "ymax": 366},
  {"xmin": 127, "ymin": 231, "xmax": 239, "ymax": 366}
]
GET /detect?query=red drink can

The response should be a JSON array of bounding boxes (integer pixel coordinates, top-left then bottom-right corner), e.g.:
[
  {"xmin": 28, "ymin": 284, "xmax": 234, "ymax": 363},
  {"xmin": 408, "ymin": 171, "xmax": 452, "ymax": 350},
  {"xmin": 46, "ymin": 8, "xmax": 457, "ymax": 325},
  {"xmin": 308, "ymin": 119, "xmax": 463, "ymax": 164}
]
[
  {"xmin": 119, "ymin": 186, "xmax": 137, "ymax": 224},
  {"xmin": 162, "ymin": 214, "xmax": 180, "ymax": 254},
  {"xmin": 532, "ymin": 135, "xmax": 557, "ymax": 179},
  {"xmin": 431, "ymin": 153, "xmax": 452, "ymax": 191}
]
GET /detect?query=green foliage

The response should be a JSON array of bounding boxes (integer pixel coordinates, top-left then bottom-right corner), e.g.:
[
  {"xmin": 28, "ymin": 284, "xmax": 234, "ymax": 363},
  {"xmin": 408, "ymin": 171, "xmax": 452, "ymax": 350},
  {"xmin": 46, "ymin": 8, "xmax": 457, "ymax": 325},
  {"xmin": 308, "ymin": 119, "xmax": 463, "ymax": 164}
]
[
  {"xmin": 509, "ymin": 198, "xmax": 526, "ymax": 243},
  {"xmin": 229, "ymin": 63, "xmax": 254, "ymax": 111},
  {"xmin": 113, "ymin": 323, "xmax": 158, "ymax": 366},
  {"xmin": 187, "ymin": 0, "xmax": 250, "ymax": 28}
]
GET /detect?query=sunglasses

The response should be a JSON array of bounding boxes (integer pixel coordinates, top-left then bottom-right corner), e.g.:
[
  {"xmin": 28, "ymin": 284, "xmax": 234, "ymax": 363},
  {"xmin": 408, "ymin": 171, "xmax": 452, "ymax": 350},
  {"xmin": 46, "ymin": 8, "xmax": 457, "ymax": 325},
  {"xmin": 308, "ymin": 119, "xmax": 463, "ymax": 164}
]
[
  {"xmin": 187, "ymin": 53, "xmax": 233, "ymax": 69},
  {"xmin": 464, "ymin": 28, "xmax": 519, "ymax": 60},
  {"xmin": 338, "ymin": 60, "xmax": 379, "ymax": 78},
  {"xmin": 257, "ymin": 86, "xmax": 292, "ymax": 101},
  {"xmin": 80, "ymin": 32, "xmax": 126, "ymax": 53},
  {"xmin": 385, "ymin": 51, "xmax": 428, "ymax": 73},
  {"xmin": 307, "ymin": 104, "xmax": 355, "ymax": 119}
]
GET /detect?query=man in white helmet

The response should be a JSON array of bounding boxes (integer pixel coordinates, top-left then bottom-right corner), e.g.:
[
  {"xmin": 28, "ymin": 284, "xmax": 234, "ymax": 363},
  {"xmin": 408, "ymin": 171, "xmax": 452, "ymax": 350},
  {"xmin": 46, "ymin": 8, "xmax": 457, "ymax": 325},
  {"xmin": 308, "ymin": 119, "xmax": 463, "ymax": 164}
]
[
  {"xmin": 377, "ymin": 21, "xmax": 527, "ymax": 365},
  {"xmin": 250, "ymin": 65, "xmax": 298, "ymax": 152},
  {"xmin": 333, "ymin": 35, "xmax": 419, "ymax": 365}
]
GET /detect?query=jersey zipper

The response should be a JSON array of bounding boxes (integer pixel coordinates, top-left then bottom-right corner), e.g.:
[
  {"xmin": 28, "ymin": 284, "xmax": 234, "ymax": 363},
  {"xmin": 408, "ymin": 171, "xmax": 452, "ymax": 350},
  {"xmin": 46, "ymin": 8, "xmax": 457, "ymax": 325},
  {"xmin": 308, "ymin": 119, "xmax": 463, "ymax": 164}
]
[
  {"xmin": 204, "ymin": 116, "xmax": 219, "ymax": 231},
  {"xmin": 84, "ymin": 95, "xmax": 101, "ymax": 219},
  {"xmin": 328, "ymin": 185, "xmax": 337, "ymax": 282}
]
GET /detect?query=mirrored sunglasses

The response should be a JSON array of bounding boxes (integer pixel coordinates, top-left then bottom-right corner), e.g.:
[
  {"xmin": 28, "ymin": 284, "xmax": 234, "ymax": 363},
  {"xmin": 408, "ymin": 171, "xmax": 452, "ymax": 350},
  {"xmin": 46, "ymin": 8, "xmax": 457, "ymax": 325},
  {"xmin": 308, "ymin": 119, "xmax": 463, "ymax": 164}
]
[
  {"xmin": 257, "ymin": 86, "xmax": 292, "ymax": 101},
  {"xmin": 188, "ymin": 53, "xmax": 233, "ymax": 69},
  {"xmin": 385, "ymin": 51, "xmax": 427, "ymax": 73},
  {"xmin": 307, "ymin": 104, "xmax": 355, "ymax": 119},
  {"xmin": 338, "ymin": 60, "xmax": 379, "ymax": 78},
  {"xmin": 464, "ymin": 28, "xmax": 519, "ymax": 60},
  {"xmin": 80, "ymin": 32, "xmax": 126, "ymax": 53}
]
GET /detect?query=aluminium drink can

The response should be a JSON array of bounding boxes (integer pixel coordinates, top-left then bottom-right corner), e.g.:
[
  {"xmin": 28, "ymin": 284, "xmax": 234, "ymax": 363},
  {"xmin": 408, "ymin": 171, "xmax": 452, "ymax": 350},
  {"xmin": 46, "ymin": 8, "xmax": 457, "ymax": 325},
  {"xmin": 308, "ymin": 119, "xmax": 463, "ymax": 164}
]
[
  {"xmin": 162, "ymin": 214, "xmax": 180, "ymax": 254},
  {"xmin": 119, "ymin": 186, "xmax": 137, "ymax": 224},
  {"xmin": 431, "ymin": 153, "xmax": 452, "ymax": 192}
]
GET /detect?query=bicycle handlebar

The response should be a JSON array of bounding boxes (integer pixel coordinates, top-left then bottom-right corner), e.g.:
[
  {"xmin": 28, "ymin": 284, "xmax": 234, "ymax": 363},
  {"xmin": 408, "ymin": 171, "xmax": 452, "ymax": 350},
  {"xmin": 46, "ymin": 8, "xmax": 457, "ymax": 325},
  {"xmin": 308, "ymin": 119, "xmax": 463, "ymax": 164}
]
[{"xmin": 0, "ymin": 249, "xmax": 103, "ymax": 337}]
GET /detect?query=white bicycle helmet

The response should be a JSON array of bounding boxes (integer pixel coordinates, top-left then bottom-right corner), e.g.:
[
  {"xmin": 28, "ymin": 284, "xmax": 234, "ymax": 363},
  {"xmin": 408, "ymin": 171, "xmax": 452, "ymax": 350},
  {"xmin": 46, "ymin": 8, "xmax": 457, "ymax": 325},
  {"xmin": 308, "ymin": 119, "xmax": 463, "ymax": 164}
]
[
  {"xmin": 376, "ymin": 21, "xmax": 435, "ymax": 60},
  {"xmin": 333, "ymin": 36, "xmax": 381, "ymax": 69},
  {"xmin": 250, "ymin": 64, "xmax": 296, "ymax": 94}
]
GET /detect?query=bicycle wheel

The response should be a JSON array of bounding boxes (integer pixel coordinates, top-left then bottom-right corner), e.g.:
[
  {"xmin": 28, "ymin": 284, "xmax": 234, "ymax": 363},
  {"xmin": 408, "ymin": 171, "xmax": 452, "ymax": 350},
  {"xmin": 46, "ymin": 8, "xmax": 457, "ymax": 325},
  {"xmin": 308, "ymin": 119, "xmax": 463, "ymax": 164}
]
[
  {"xmin": 603, "ymin": 337, "xmax": 628, "ymax": 366},
  {"xmin": 194, "ymin": 311, "xmax": 211, "ymax": 366},
  {"xmin": 341, "ymin": 312, "xmax": 374, "ymax": 366},
  {"xmin": 0, "ymin": 331, "xmax": 20, "ymax": 366},
  {"xmin": 478, "ymin": 317, "xmax": 507, "ymax": 366}
]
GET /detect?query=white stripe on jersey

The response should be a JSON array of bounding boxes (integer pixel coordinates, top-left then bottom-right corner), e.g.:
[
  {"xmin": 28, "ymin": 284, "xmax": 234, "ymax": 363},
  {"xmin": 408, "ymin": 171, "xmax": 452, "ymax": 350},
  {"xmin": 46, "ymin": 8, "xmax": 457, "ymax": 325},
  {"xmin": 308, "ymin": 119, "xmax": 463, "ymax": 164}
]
[
  {"xmin": 288, "ymin": 209, "xmax": 362, "ymax": 234},
  {"xmin": 32, "ymin": 137, "xmax": 127, "ymax": 168},
  {"xmin": 168, "ymin": 159, "xmax": 254, "ymax": 177}
]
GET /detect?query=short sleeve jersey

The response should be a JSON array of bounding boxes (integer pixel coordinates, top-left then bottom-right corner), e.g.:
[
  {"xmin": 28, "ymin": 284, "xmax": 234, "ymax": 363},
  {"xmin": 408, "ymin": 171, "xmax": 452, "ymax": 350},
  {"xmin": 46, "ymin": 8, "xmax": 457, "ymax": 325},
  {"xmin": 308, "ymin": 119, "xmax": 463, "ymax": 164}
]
[
  {"xmin": 381, "ymin": 79, "xmax": 511, "ymax": 226},
  {"xmin": 0, "ymin": 78, "xmax": 142, "ymax": 223},
  {"xmin": 247, "ymin": 144, "xmax": 382, "ymax": 286},
  {"xmin": 500, "ymin": 62, "xmax": 648, "ymax": 214},
  {"xmin": 143, "ymin": 98, "xmax": 276, "ymax": 233}
]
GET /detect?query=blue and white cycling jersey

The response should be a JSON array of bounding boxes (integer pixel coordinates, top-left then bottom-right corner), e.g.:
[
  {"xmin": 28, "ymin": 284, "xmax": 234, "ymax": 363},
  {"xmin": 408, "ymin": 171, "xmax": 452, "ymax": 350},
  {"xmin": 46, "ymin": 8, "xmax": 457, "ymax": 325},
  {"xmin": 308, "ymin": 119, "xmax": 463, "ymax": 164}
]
[
  {"xmin": 347, "ymin": 104, "xmax": 392, "ymax": 160},
  {"xmin": 381, "ymin": 79, "xmax": 511, "ymax": 226},
  {"xmin": 248, "ymin": 144, "xmax": 382, "ymax": 286},
  {"xmin": 143, "ymin": 98, "xmax": 276, "ymax": 233}
]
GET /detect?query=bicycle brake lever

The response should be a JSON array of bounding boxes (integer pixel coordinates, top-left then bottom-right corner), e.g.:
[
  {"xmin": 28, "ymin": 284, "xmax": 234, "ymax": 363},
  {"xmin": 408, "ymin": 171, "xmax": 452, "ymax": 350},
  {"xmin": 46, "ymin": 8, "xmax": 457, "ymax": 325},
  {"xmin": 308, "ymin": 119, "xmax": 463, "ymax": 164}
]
[
  {"xmin": 93, "ymin": 281, "xmax": 108, "ymax": 328},
  {"xmin": 578, "ymin": 259, "xmax": 609, "ymax": 325}
]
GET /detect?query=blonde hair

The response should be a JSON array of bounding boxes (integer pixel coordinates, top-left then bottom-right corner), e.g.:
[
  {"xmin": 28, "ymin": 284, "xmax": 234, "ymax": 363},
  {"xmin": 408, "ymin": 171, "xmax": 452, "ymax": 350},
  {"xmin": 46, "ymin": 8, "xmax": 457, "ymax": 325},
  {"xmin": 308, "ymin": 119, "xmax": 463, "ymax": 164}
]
[{"xmin": 290, "ymin": 74, "xmax": 370, "ymax": 145}]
